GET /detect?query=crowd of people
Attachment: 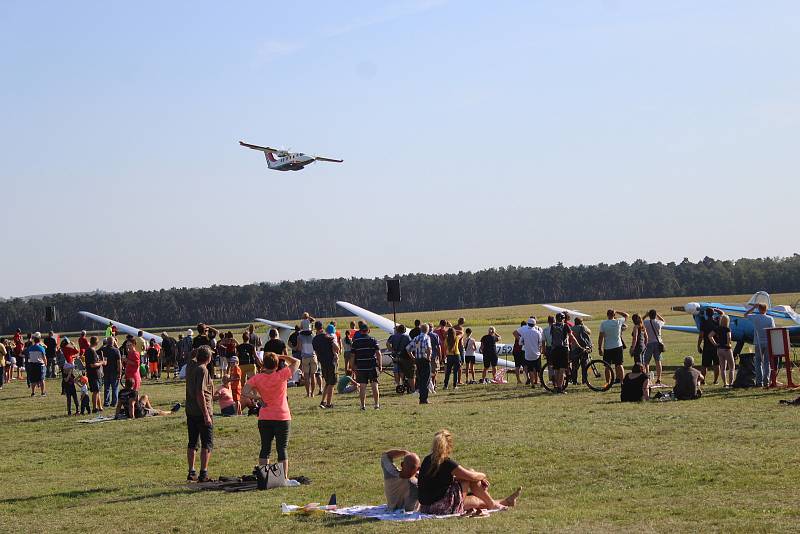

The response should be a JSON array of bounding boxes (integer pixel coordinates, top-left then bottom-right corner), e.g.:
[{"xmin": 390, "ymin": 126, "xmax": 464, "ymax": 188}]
[{"xmin": 0, "ymin": 301, "xmax": 791, "ymax": 515}]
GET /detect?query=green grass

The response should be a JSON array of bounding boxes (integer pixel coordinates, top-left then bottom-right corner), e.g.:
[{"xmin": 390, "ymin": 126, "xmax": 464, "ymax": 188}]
[{"xmin": 2, "ymin": 293, "xmax": 800, "ymax": 533}]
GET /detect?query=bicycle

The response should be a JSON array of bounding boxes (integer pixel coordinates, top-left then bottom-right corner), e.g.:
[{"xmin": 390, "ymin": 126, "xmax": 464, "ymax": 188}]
[{"xmin": 538, "ymin": 352, "xmax": 614, "ymax": 392}]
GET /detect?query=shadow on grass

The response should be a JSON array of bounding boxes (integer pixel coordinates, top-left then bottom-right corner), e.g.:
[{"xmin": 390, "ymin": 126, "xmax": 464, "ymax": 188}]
[
  {"xmin": 15, "ymin": 413, "xmax": 74, "ymax": 424},
  {"xmin": 104, "ymin": 487, "xmax": 190, "ymax": 504},
  {"xmin": 290, "ymin": 513, "xmax": 377, "ymax": 528},
  {"xmin": 0, "ymin": 486, "xmax": 119, "ymax": 505}
]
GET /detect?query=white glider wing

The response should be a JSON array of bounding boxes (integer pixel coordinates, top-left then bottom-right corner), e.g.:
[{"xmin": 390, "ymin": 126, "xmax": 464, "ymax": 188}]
[
  {"xmin": 254, "ymin": 318, "xmax": 295, "ymax": 342},
  {"xmin": 542, "ymin": 304, "xmax": 592, "ymax": 318},
  {"xmin": 79, "ymin": 311, "xmax": 162, "ymax": 344}
]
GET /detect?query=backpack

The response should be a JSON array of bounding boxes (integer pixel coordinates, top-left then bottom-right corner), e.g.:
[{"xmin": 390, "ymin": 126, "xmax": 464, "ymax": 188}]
[{"xmin": 550, "ymin": 323, "xmax": 569, "ymax": 348}]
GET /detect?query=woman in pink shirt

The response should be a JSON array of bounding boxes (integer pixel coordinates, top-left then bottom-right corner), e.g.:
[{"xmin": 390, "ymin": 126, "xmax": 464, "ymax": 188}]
[
  {"xmin": 242, "ymin": 351, "xmax": 300, "ymax": 480},
  {"xmin": 122, "ymin": 340, "xmax": 142, "ymax": 391}
]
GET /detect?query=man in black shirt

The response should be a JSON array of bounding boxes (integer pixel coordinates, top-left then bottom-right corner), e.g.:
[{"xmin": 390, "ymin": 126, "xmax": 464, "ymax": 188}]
[
  {"xmin": 312, "ymin": 321, "xmax": 340, "ymax": 409},
  {"xmin": 160, "ymin": 332, "xmax": 178, "ymax": 379},
  {"xmin": 99, "ymin": 337, "xmax": 122, "ymax": 407},
  {"xmin": 697, "ymin": 308, "xmax": 720, "ymax": 384},
  {"xmin": 479, "ymin": 327, "xmax": 500, "ymax": 383},
  {"xmin": 236, "ymin": 332, "xmax": 257, "ymax": 385},
  {"xmin": 44, "ymin": 331, "xmax": 57, "ymax": 378},
  {"xmin": 409, "ymin": 320, "xmax": 422, "ymax": 339},
  {"xmin": 263, "ymin": 328, "xmax": 287, "ymax": 355},
  {"xmin": 84, "ymin": 336, "xmax": 104, "ymax": 413}
]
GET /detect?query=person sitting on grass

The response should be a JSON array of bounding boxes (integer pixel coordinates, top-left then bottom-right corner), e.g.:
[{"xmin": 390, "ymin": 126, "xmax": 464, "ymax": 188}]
[
  {"xmin": 673, "ymin": 356, "xmax": 703, "ymax": 400},
  {"xmin": 381, "ymin": 449, "xmax": 421, "ymax": 512},
  {"xmin": 337, "ymin": 374, "xmax": 358, "ymax": 394},
  {"xmin": 214, "ymin": 376, "xmax": 237, "ymax": 416},
  {"xmin": 115, "ymin": 378, "xmax": 180, "ymax": 418},
  {"xmin": 417, "ymin": 429, "xmax": 522, "ymax": 516},
  {"xmin": 620, "ymin": 363, "xmax": 650, "ymax": 402}
]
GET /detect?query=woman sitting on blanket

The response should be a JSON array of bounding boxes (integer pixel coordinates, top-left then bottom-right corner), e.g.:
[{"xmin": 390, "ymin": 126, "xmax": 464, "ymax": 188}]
[
  {"xmin": 417, "ymin": 429, "xmax": 521, "ymax": 516},
  {"xmin": 115, "ymin": 378, "xmax": 180, "ymax": 418}
]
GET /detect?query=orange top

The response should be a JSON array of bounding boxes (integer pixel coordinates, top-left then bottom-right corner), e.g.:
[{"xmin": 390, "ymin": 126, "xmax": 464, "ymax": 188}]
[{"xmin": 247, "ymin": 367, "xmax": 292, "ymax": 421}]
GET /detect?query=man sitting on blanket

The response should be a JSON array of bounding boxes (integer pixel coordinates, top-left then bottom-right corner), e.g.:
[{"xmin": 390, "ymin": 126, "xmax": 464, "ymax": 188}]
[
  {"xmin": 381, "ymin": 449, "xmax": 421, "ymax": 512},
  {"xmin": 115, "ymin": 378, "xmax": 181, "ymax": 419}
]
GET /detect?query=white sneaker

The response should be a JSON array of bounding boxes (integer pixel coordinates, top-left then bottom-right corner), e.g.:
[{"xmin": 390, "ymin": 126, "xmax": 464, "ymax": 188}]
[{"xmin": 286, "ymin": 479, "xmax": 301, "ymax": 487}]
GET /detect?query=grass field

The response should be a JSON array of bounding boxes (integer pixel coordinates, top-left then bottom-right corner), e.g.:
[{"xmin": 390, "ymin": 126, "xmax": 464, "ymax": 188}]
[{"xmin": 2, "ymin": 293, "xmax": 800, "ymax": 533}]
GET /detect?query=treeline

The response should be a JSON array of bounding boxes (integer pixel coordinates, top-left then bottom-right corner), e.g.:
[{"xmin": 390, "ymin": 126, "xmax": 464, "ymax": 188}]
[{"xmin": 2, "ymin": 255, "xmax": 800, "ymax": 334}]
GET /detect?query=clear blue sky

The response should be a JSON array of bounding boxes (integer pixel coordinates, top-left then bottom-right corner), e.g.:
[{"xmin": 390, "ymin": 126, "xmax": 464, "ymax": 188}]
[{"xmin": 2, "ymin": 0, "xmax": 799, "ymax": 297}]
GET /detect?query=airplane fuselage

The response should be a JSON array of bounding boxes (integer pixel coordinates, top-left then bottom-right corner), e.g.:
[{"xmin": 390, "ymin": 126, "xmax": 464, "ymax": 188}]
[
  {"xmin": 693, "ymin": 306, "xmax": 800, "ymax": 348},
  {"xmin": 268, "ymin": 153, "xmax": 315, "ymax": 171}
]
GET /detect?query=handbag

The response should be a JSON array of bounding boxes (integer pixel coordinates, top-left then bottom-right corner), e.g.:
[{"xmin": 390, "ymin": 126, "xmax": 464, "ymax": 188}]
[
  {"xmin": 650, "ymin": 319, "xmax": 666, "ymax": 352},
  {"xmin": 254, "ymin": 463, "xmax": 288, "ymax": 490}
]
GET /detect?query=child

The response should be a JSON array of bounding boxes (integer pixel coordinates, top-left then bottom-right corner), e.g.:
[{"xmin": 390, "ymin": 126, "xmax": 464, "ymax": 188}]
[
  {"xmin": 146, "ymin": 339, "xmax": 160, "ymax": 380},
  {"xmin": 63, "ymin": 363, "xmax": 79, "ymax": 415},
  {"xmin": 463, "ymin": 328, "xmax": 477, "ymax": 384},
  {"xmin": 78, "ymin": 375, "xmax": 90, "ymax": 415},
  {"xmin": 213, "ymin": 377, "xmax": 236, "ymax": 416},
  {"xmin": 228, "ymin": 356, "xmax": 242, "ymax": 415}
]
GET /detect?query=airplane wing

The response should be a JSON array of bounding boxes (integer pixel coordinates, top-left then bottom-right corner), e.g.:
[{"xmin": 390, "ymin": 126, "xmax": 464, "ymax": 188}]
[
  {"xmin": 78, "ymin": 311, "xmax": 162, "ymax": 344},
  {"xmin": 239, "ymin": 141, "xmax": 286, "ymax": 155},
  {"xmin": 314, "ymin": 156, "xmax": 343, "ymax": 163},
  {"xmin": 697, "ymin": 302, "xmax": 800, "ymax": 323},
  {"xmin": 542, "ymin": 304, "xmax": 592, "ymax": 318},
  {"xmin": 254, "ymin": 318, "xmax": 295, "ymax": 341},
  {"xmin": 336, "ymin": 301, "xmax": 397, "ymax": 334},
  {"xmin": 662, "ymin": 324, "xmax": 699, "ymax": 334}
]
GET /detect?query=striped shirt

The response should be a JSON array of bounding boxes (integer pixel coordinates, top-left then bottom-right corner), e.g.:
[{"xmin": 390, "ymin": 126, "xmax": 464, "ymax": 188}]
[
  {"xmin": 408, "ymin": 333, "xmax": 432, "ymax": 360},
  {"xmin": 351, "ymin": 333, "xmax": 380, "ymax": 371}
]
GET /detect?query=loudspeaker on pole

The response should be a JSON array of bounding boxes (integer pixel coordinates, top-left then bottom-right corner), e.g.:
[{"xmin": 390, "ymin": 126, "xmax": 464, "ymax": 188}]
[{"xmin": 386, "ymin": 279, "xmax": 401, "ymax": 302}]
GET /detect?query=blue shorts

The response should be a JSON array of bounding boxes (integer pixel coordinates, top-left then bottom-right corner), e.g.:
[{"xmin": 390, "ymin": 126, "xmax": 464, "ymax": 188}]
[{"xmin": 643, "ymin": 342, "xmax": 662, "ymax": 363}]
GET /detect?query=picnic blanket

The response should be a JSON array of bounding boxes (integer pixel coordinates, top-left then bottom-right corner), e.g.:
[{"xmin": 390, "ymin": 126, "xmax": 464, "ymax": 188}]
[
  {"xmin": 283, "ymin": 503, "xmax": 501, "ymax": 522},
  {"xmin": 77, "ymin": 415, "xmax": 118, "ymax": 424}
]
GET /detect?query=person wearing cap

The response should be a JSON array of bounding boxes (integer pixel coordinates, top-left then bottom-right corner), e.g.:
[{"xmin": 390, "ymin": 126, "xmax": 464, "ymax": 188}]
[
  {"xmin": 313, "ymin": 321, "xmax": 341, "ymax": 409},
  {"xmin": 598, "ymin": 309, "xmax": 629, "ymax": 385},
  {"xmin": 514, "ymin": 317, "xmax": 544, "ymax": 388},
  {"xmin": 673, "ymin": 356, "xmax": 703, "ymax": 400},
  {"xmin": 27, "ymin": 332, "xmax": 47, "ymax": 397},
  {"xmin": 352, "ymin": 323, "xmax": 383, "ymax": 410}
]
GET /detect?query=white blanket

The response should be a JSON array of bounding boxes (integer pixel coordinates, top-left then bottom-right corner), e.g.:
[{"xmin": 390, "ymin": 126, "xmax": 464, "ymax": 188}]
[{"xmin": 283, "ymin": 503, "xmax": 499, "ymax": 522}]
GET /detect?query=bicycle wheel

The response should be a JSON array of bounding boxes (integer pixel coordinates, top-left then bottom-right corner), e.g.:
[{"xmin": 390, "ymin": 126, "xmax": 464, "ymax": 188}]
[
  {"xmin": 584, "ymin": 359, "xmax": 613, "ymax": 392},
  {"xmin": 538, "ymin": 364, "xmax": 567, "ymax": 393}
]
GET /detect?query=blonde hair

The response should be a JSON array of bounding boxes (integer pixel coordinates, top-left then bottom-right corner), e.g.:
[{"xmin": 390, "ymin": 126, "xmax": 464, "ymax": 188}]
[
  {"xmin": 427, "ymin": 429, "xmax": 454, "ymax": 476},
  {"xmin": 720, "ymin": 315, "xmax": 730, "ymax": 328}
]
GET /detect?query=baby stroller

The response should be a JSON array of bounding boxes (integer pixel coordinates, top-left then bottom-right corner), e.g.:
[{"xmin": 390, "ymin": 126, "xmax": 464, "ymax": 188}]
[{"xmin": 382, "ymin": 350, "xmax": 413, "ymax": 394}]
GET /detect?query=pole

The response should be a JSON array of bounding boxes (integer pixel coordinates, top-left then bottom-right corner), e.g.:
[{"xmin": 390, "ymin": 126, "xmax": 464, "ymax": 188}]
[{"xmin": 392, "ymin": 301, "xmax": 397, "ymax": 329}]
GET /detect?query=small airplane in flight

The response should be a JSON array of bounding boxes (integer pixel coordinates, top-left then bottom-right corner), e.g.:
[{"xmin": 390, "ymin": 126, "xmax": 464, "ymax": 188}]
[{"xmin": 239, "ymin": 141, "xmax": 343, "ymax": 171}]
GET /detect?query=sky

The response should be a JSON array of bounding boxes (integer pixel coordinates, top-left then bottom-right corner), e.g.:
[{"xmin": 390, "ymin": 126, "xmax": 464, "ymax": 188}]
[{"xmin": 2, "ymin": 0, "xmax": 799, "ymax": 297}]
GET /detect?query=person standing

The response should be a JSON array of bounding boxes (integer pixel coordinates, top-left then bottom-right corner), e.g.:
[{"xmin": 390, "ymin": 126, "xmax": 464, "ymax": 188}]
[
  {"xmin": 185, "ymin": 346, "xmax": 214, "ymax": 482},
  {"xmin": 134, "ymin": 330, "xmax": 147, "ymax": 356},
  {"xmin": 100, "ymin": 337, "xmax": 122, "ymax": 408},
  {"xmin": 514, "ymin": 317, "xmax": 544, "ymax": 388},
  {"xmin": 242, "ymin": 351, "xmax": 301, "ymax": 482},
  {"xmin": 78, "ymin": 330, "xmax": 90, "ymax": 358},
  {"xmin": 642, "ymin": 309, "xmax": 665, "ymax": 384},
  {"xmin": 442, "ymin": 328, "xmax": 461, "ymax": 390},
  {"xmin": 178, "ymin": 329, "xmax": 193, "ymax": 372},
  {"xmin": 569, "ymin": 318, "xmax": 592, "ymax": 385},
  {"xmin": 409, "ymin": 324, "xmax": 433, "ymax": 404},
  {"xmin": 453, "ymin": 318, "xmax": 466, "ymax": 386},
  {"xmin": 44, "ymin": 331, "xmax": 58, "ymax": 379},
  {"xmin": 479, "ymin": 327, "xmax": 500, "ymax": 383},
  {"xmin": 462, "ymin": 328, "xmax": 478, "ymax": 384},
  {"xmin": 26, "ymin": 333, "xmax": 47, "ymax": 397},
  {"xmin": 84, "ymin": 336, "xmax": 104, "ymax": 412},
  {"xmin": 352, "ymin": 323, "xmax": 382, "ymax": 410},
  {"xmin": 598, "ymin": 309, "xmax": 629, "ymax": 385},
  {"xmin": 629, "ymin": 314, "xmax": 648, "ymax": 367},
  {"xmin": 237, "ymin": 332, "xmax": 260, "ymax": 386},
  {"xmin": 123, "ymin": 338, "xmax": 142, "ymax": 391},
  {"xmin": 697, "ymin": 308, "xmax": 720, "ymax": 384},
  {"xmin": 0, "ymin": 340, "xmax": 6, "ymax": 390},
  {"xmin": 427, "ymin": 323, "xmax": 441, "ymax": 389},
  {"xmin": 708, "ymin": 313, "xmax": 736, "ymax": 388},
  {"xmin": 263, "ymin": 328, "xmax": 287, "ymax": 356},
  {"xmin": 247, "ymin": 324, "xmax": 262, "ymax": 352},
  {"xmin": 160, "ymin": 332, "xmax": 178, "ymax": 379},
  {"xmin": 296, "ymin": 325, "xmax": 318, "ymax": 398},
  {"xmin": 548, "ymin": 313, "xmax": 584, "ymax": 393},
  {"xmin": 745, "ymin": 303, "xmax": 776, "ymax": 387},
  {"xmin": 388, "ymin": 325, "xmax": 414, "ymax": 393},
  {"xmin": 146, "ymin": 339, "xmax": 161, "ymax": 380},
  {"xmin": 511, "ymin": 321, "xmax": 526, "ymax": 384},
  {"xmin": 312, "ymin": 321, "xmax": 340, "ymax": 409}
]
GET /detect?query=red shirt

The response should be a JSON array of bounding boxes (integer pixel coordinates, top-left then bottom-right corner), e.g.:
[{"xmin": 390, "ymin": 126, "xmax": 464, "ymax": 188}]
[
  {"xmin": 78, "ymin": 336, "xmax": 90, "ymax": 355},
  {"xmin": 125, "ymin": 350, "xmax": 141, "ymax": 377},
  {"xmin": 247, "ymin": 367, "xmax": 293, "ymax": 421},
  {"xmin": 62, "ymin": 346, "xmax": 79, "ymax": 364}
]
